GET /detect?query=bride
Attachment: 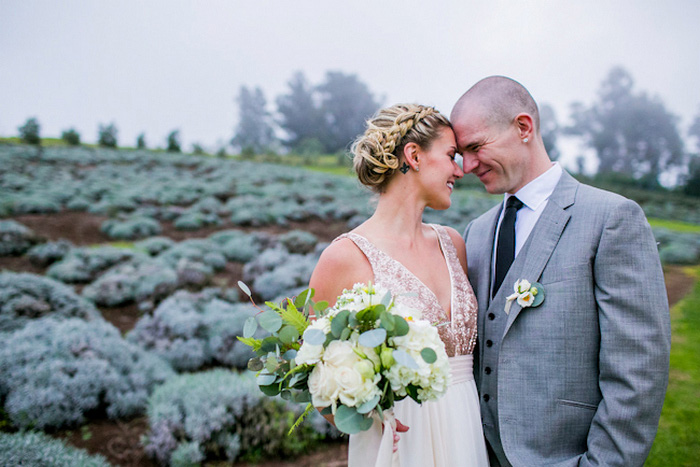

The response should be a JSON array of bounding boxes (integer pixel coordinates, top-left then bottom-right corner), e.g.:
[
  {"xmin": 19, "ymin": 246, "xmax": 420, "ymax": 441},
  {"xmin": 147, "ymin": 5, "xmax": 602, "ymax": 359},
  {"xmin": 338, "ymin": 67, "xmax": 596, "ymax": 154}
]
[{"xmin": 309, "ymin": 104, "xmax": 489, "ymax": 466}]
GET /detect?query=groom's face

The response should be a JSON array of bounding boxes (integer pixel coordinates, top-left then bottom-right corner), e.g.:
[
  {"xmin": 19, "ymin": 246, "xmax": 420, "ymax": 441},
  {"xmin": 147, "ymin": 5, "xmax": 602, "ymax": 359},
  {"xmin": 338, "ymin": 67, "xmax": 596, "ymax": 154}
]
[{"xmin": 452, "ymin": 109, "xmax": 527, "ymax": 194}]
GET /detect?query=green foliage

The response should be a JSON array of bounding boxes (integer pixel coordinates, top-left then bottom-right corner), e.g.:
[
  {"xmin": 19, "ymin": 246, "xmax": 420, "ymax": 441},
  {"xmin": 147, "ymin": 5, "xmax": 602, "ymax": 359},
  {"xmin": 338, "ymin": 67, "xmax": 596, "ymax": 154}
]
[
  {"xmin": 167, "ymin": 129, "xmax": 181, "ymax": 152},
  {"xmin": 61, "ymin": 128, "xmax": 81, "ymax": 145},
  {"xmin": 18, "ymin": 117, "xmax": 40, "ymax": 145},
  {"xmin": 192, "ymin": 142, "xmax": 205, "ymax": 155},
  {"xmin": 98, "ymin": 122, "xmax": 118, "ymax": 148},
  {"xmin": 136, "ymin": 132, "xmax": 147, "ymax": 149},
  {"xmin": 647, "ymin": 267, "xmax": 700, "ymax": 465},
  {"xmin": 276, "ymin": 71, "xmax": 326, "ymax": 150},
  {"xmin": 0, "ymin": 431, "xmax": 110, "ymax": 467}
]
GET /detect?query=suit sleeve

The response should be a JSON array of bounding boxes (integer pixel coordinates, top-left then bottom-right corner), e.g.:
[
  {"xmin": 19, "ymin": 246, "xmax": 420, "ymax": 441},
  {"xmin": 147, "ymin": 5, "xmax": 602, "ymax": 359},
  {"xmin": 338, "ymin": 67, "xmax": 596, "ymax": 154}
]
[{"xmin": 581, "ymin": 199, "xmax": 671, "ymax": 466}]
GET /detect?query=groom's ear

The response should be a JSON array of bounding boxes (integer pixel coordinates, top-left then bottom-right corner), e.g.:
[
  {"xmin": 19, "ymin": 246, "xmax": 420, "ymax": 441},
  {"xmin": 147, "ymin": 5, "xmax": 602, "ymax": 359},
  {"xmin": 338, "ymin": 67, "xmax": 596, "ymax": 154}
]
[
  {"xmin": 514, "ymin": 113, "xmax": 534, "ymax": 140},
  {"xmin": 402, "ymin": 143, "xmax": 420, "ymax": 171}
]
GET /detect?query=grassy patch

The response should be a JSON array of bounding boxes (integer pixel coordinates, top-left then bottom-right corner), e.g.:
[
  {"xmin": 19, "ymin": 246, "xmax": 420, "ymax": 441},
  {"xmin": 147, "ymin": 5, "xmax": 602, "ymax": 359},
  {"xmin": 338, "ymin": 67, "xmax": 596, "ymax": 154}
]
[
  {"xmin": 647, "ymin": 266, "xmax": 700, "ymax": 465},
  {"xmin": 649, "ymin": 218, "xmax": 700, "ymax": 233}
]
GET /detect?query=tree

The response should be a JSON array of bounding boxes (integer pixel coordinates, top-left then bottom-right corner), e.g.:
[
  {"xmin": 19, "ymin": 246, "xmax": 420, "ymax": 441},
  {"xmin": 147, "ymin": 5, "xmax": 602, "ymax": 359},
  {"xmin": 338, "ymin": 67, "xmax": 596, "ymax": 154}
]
[
  {"xmin": 18, "ymin": 118, "xmax": 40, "ymax": 145},
  {"xmin": 539, "ymin": 103, "xmax": 560, "ymax": 161},
  {"xmin": 136, "ymin": 133, "xmax": 147, "ymax": 149},
  {"xmin": 276, "ymin": 71, "xmax": 325, "ymax": 151},
  {"xmin": 192, "ymin": 143, "xmax": 205, "ymax": 155},
  {"xmin": 567, "ymin": 67, "xmax": 684, "ymax": 188},
  {"xmin": 316, "ymin": 71, "xmax": 380, "ymax": 153},
  {"xmin": 166, "ymin": 130, "xmax": 181, "ymax": 152},
  {"xmin": 231, "ymin": 86, "xmax": 276, "ymax": 154},
  {"xmin": 98, "ymin": 123, "xmax": 118, "ymax": 148},
  {"xmin": 61, "ymin": 128, "xmax": 81, "ymax": 146}
]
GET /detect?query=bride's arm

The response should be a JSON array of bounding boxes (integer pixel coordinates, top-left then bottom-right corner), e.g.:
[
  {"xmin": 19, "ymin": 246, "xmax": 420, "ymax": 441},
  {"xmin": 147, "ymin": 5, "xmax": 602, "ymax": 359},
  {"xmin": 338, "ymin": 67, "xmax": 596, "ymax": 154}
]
[{"xmin": 308, "ymin": 238, "xmax": 372, "ymax": 426}]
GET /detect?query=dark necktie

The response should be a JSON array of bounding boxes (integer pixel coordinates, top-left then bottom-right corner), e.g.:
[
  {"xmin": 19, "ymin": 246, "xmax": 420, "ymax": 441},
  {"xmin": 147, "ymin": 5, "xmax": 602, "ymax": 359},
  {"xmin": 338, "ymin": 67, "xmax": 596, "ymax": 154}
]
[{"xmin": 493, "ymin": 196, "xmax": 524, "ymax": 298}]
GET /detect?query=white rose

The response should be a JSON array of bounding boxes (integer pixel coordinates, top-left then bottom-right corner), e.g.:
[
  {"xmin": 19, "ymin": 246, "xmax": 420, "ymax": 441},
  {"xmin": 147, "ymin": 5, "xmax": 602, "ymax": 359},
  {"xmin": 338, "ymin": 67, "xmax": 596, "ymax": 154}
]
[
  {"xmin": 323, "ymin": 340, "xmax": 358, "ymax": 368},
  {"xmin": 335, "ymin": 366, "xmax": 366, "ymax": 407},
  {"xmin": 308, "ymin": 362, "xmax": 339, "ymax": 408},
  {"xmin": 296, "ymin": 342, "xmax": 324, "ymax": 365}
]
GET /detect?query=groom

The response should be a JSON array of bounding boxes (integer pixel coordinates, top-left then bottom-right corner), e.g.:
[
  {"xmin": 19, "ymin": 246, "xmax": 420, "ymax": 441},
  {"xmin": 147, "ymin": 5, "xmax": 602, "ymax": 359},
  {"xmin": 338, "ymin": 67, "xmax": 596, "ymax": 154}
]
[{"xmin": 451, "ymin": 76, "xmax": 671, "ymax": 466}]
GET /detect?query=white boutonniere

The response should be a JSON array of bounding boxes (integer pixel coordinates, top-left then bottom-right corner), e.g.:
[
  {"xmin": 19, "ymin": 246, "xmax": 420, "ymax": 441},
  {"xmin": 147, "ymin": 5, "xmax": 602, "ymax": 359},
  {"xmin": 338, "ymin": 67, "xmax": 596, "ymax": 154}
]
[{"xmin": 505, "ymin": 279, "xmax": 545, "ymax": 315}]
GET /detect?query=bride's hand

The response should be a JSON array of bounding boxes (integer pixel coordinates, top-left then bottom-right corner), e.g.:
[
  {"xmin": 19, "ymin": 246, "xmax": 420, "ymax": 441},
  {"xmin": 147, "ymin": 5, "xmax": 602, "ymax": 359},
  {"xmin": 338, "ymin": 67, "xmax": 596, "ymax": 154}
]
[{"xmin": 393, "ymin": 418, "xmax": 409, "ymax": 452}]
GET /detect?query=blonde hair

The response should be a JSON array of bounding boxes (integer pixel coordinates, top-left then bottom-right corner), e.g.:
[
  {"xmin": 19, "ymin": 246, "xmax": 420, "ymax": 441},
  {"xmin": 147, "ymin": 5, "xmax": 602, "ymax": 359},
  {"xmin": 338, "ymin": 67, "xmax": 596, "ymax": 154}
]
[{"xmin": 351, "ymin": 103, "xmax": 451, "ymax": 193}]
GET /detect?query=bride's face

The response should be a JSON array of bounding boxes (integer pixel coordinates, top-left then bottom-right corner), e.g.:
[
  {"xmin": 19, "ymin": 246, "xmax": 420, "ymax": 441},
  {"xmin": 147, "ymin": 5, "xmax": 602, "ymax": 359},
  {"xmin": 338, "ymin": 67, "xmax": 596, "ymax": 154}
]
[{"xmin": 417, "ymin": 127, "xmax": 463, "ymax": 210}]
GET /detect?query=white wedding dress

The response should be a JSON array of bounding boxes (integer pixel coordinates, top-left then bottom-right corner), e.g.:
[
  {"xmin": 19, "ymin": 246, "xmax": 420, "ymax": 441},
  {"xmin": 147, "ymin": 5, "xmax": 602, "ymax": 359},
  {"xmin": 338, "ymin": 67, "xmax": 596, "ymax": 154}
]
[{"xmin": 336, "ymin": 225, "xmax": 489, "ymax": 467}]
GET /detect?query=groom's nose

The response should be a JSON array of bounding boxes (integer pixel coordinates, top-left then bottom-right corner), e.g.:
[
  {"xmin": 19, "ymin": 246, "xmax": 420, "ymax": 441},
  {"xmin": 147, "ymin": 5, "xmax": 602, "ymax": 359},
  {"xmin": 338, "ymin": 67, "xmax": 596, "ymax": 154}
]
[{"xmin": 461, "ymin": 153, "xmax": 479, "ymax": 174}]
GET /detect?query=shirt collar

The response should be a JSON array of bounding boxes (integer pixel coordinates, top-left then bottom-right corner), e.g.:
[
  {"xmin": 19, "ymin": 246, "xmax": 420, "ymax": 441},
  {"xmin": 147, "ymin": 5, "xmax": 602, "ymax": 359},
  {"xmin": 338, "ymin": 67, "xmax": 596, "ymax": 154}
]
[{"xmin": 504, "ymin": 162, "xmax": 563, "ymax": 211}]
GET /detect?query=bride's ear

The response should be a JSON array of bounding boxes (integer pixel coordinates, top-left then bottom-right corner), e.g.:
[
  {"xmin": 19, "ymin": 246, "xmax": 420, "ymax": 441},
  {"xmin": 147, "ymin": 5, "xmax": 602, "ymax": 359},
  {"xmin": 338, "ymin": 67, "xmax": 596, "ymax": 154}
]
[{"xmin": 402, "ymin": 143, "xmax": 420, "ymax": 172}]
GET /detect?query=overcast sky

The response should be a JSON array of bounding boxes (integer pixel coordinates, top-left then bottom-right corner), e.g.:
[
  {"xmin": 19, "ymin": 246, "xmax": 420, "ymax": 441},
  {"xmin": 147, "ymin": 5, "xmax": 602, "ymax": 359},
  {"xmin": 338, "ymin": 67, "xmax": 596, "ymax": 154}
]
[{"xmin": 2, "ymin": 0, "xmax": 699, "ymax": 169}]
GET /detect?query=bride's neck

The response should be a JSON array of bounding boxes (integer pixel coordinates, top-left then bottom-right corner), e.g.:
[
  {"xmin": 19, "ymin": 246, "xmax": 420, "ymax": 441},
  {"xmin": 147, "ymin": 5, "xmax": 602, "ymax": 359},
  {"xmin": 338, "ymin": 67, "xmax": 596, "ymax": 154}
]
[{"xmin": 366, "ymin": 189, "xmax": 426, "ymax": 242}]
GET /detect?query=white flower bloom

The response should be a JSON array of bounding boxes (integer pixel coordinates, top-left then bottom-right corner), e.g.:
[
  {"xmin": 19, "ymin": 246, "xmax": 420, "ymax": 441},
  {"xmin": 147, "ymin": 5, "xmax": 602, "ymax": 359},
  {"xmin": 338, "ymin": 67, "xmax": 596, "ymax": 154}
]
[
  {"xmin": 323, "ymin": 340, "xmax": 358, "ymax": 368},
  {"xmin": 308, "ymin": 362, "xmax": 339, "ymax": 408},
  {"xmin": 515, "ymin": 279, "xmax": 531, "ymax": 294},
  {"xmin": 296, "ymin": 342, "xmax": 324, "ymax": 365},
  {"xmin": 517, "ymin": 291, "xmax": 535, "ymax": 307},
  {"xmin": 308, "ymin": 316, "xmax": 331, "ymax": 334}
]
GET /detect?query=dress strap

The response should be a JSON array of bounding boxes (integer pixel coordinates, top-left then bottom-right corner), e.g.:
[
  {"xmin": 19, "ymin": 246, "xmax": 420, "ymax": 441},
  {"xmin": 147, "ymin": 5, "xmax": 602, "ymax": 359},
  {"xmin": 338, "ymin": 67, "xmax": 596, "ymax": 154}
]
[{"xmin": 332, "ymin": 232, "xmax": 383, "ymax": 274}]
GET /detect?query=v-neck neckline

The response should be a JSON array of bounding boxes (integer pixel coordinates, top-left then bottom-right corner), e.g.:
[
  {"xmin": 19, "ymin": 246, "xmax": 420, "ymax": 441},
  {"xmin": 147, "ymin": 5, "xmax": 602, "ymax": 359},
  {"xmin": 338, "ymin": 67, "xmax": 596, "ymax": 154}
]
[{"xmin": 348, "ymin": 224, "xmax": 454, "ymax": 322}]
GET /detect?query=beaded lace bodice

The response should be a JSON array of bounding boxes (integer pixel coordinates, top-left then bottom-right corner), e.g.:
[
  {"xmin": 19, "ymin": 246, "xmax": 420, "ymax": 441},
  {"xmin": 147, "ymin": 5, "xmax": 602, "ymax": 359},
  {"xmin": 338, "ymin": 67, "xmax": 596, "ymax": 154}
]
[{"xmin": 334, "ymin": 224, "xmax": 478, "ymax": 357}]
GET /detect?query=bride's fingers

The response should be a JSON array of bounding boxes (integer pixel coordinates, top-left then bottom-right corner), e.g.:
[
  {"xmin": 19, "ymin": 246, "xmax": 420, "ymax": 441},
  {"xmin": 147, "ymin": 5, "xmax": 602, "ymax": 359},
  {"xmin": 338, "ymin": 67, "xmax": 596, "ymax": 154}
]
[{"xmin": 395, "ymin": 419, "xmax": 410, "ymax": 432}]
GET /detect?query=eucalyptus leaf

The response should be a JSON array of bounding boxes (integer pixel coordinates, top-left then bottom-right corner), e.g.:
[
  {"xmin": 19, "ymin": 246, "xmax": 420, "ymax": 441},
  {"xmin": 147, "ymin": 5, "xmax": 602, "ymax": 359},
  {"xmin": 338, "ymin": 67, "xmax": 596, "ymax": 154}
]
[
  {"xmin": 331, "ymin": 310, "xmax": 350, "ymax": 337},
  {"xmin": 265, "ymin": 357, "xmax": 279, "ymax": 373},
  {"xmin": 247, "ymin": 357, "xmax": 263, "ymax": 372},
  {"xmin": 294, "ymin": 288, "xmax": 313, "ymax": 309},
  {"xmin": 314, "ymin": 300, "xmax": 329, "ymax": 313},
  {"xmin": 260, "ymin": 383, "xmax": 281, "ymax": 397},
  {"xmin": 303, "ymin": 328, "xmax": 326, "ymax": 345},
  {"xmin": 294, "ymin": 390, "xmax": 311, "ymax": 403},
  {"xmin": 420, "ymin": 347, "xmax": 437, "ymax": 364},
  {"xmin": 380, "ymin": 291, "xmax": 393, "ymax": 308},
  {"xmin": 257, "ymin": 372, "xmax": 277, "ymax": 386},
  {"xmin": 393, "ymin": 316, "xmax": 409, "ymax": 336},
  {"xmin": 356, "ymin": 395, "xmax": 380, "ymax": 414},
  {"xmin": 282, "ymin": 349, "xmax": 298, "ymax": 361},
  {"xmin": 334, "ymin": 405, "xmax": 374, "ymax": 434},
  {"xmin": 243, "ymin": 316, "xmax": 258, "ymax": 338},
  {"xmin": 393, "ymin": 349, "xmax": 418, "ymax": 369},
  {"xmin": 280, "ymin": 389, "xmax": 292, "ymax": 401},
  {"xmin": 358, "ymin": 328, "xmax": 387, "ymax": 348},
  {"xmin": 379, "ymin": 311, "xmax": 395, "ymax": 333},
  {"xmin": 279, "ymin": 325, "xmax": 300, "ymax": 344},
  {"xmin": 531, "ymin": 282, "xmax": 545, "ymax": 307},
  {"xmin": 259, "ymin": 310, "xmax": 283, "ymax": 333},
  {"xmin": 340, "ymin": 327, "xmax": 352, "ymax": 341},
  {"xmin": 260, "ymin": 336, "xmax": 281, "ymax": 353},
  {"xmin": 237, "ymin": 281, "xmax": 252, "ymax": 297}
]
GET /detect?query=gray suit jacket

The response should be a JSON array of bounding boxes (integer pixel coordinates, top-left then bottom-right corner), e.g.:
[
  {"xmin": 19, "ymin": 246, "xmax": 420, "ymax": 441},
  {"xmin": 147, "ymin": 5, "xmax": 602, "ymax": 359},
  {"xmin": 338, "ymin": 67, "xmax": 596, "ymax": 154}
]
[{"xmin": 464, "ymin": 171, "xmax": 671, "ymax": 466}]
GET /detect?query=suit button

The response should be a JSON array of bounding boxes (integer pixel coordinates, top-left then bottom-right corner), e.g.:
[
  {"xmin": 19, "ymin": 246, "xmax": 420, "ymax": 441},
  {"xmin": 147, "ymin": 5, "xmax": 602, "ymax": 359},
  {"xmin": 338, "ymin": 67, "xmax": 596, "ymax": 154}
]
[
  {"xmin": 486, "ymin": 340, "xmax": 493, "ymax": 347},
  {"xmin": 485, "ymin": 367, "xmax": 492, "ymax": 375},
  {"xmin": 488, "ymin": 313, "xmax": 495, "ymax": 320},
  {"xmin": 483, "ymin": 394, "xmax": 490, "ymax": 402}
]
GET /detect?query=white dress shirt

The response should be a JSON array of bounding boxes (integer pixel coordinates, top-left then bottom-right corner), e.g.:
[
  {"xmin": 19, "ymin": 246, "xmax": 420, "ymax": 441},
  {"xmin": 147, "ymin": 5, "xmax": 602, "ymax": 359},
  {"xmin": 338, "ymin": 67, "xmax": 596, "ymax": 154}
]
[{"xmin": 491, "ymin": 162, "xmax": 563, "ymax": 291}]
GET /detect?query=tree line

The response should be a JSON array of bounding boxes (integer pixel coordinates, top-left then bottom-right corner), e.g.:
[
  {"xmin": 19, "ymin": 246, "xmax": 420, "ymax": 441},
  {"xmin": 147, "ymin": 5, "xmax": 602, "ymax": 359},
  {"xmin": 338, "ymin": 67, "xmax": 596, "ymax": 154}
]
[{"xmin": 10, "ymin": 67, "xmax": 700, "ymax": 196}]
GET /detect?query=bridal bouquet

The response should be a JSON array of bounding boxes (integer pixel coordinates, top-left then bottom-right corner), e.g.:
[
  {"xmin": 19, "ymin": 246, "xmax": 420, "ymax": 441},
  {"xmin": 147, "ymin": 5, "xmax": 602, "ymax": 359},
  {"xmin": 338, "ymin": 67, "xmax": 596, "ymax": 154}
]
[{"xmin": 237, "ymin": 281, "xmax": 450, "ymax": 435}]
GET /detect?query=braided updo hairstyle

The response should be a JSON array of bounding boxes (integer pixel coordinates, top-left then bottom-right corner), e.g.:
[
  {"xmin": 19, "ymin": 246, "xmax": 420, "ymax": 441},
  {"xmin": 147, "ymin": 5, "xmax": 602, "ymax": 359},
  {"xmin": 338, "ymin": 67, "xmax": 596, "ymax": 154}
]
[{"xmin": 351, "ymin": 103, "xmax": 452, "ymax": 193}]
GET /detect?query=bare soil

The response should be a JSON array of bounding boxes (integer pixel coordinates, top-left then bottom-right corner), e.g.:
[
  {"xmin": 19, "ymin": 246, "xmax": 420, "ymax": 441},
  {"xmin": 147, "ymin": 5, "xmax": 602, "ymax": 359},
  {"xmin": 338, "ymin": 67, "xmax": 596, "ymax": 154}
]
[{"xmin": 2, "ymin": 211, "xmax": 697, "ymax": 467}]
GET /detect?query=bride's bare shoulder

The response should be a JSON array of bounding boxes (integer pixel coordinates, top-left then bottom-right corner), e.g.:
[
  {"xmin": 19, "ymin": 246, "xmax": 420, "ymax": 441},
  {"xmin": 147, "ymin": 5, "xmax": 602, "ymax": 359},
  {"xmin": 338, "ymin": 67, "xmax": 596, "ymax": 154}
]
[{"xmin": 309, "ymin": 237, "xmax": 372, "ymax": 303}]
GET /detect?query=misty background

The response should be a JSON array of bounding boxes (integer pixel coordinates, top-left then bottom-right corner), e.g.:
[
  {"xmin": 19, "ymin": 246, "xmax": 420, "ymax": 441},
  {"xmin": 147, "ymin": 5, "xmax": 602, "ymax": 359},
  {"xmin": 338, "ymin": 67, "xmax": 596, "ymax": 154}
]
[{"xmin": 2, "ymin": 0, "xmax": 700, "ymax": 183}]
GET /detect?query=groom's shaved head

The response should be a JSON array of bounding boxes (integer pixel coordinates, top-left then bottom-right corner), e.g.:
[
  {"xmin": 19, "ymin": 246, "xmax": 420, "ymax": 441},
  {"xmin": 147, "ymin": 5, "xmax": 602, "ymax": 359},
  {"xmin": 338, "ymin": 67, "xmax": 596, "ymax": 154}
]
[{"xmin": 451, "ymin": 76, "xmax": 540, "ymax": 133}]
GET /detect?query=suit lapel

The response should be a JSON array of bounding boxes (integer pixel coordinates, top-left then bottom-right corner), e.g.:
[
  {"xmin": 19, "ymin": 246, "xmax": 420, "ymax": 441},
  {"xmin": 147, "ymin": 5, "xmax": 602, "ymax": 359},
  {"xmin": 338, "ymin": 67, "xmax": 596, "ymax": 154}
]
[
  {"xmin": 469, "ymin": 204, "xmax": 502, "ymax": 350},
  {"xmin": 500, "ymin": 171, "xmax": 579, "ymax": 336}
]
